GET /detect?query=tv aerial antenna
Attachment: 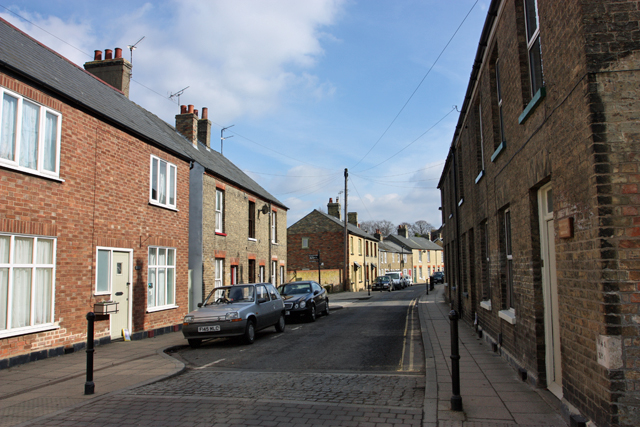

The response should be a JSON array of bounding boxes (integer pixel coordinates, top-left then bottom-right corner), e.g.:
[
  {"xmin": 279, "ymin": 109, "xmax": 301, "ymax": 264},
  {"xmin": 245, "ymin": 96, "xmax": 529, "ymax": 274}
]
[
  {"xmin": 127, "ymin": 36, "xmax": 145, "ymax": 77},
  {"xmin": 169, "ymin": 86, "xmax": 190, "ymax": 107}
]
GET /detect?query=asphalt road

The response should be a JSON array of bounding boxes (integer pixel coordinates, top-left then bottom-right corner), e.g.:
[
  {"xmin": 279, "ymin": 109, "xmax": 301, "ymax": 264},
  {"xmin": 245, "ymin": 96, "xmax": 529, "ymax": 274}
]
[
  {"xmin": 31, "ymin": 286, "xmax": 427, "ymax": 426},
  {"xmin": 174, "ymin": 285, "xmax": 425, "ymax": 374}
]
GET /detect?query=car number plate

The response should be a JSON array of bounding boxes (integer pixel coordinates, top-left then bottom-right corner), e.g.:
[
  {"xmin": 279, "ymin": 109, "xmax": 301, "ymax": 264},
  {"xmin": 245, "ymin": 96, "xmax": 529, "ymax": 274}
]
[{"xmin": 198, "ymin": 325, "xmax": 220, "ymax": 332}]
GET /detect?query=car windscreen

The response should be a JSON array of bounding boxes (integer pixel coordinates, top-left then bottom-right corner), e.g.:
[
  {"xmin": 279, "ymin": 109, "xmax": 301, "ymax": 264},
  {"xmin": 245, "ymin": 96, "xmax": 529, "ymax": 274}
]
[
  {"xmin": 203, "ymin": 285, "xmax": 255, "ymax": 305},
  {"xmin": 278, "ymin": 283, "xmax": 312, "ymax": 295}
]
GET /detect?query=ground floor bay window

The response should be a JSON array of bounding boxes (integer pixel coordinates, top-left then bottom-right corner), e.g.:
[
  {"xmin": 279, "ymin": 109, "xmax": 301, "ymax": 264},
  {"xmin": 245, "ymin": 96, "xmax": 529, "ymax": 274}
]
[
  {"xmin": 0, "ymin": 234, "xmax": 56, "ymax": 337},
  {"xmin": 147, "ymin": 247, "xmax": 176, "ymax": 311}
]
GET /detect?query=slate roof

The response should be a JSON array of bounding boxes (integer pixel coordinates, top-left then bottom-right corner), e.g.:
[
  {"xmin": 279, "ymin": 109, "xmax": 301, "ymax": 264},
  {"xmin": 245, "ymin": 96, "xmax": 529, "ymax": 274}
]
[
  {"xmin": 385, "ymin": 234, "xmax": 442, "ymax": 251},
  {"xmin": 378, "ymin": 240, "xmax": 404, "ymax": 253},
  {"xmin": 289, "ymin": 209, "xmax": 377, "ymax": 240},
  {"xmin": 0, "ymin": 18, "xmax": 285, "ymax": 208}
]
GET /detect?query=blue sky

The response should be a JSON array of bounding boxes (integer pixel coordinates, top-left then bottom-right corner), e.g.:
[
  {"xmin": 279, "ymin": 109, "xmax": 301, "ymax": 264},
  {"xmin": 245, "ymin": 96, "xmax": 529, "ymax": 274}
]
[{"xmin": 1, "ymin": 0, "xmax": 489, "ymax": 230}]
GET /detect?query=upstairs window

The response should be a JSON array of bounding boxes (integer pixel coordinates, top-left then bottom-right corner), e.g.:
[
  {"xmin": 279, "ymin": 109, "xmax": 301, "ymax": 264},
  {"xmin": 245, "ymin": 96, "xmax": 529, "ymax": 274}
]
[
  {"xmin": 524, "ymin": 0, "xmax": 544, "ymax": 96},
  {"xmin": 302, "ymin": 237, "xmax": 309, "ymax": 248},
  {"xmin": 0, "ymin": 88, "xmax": 61, "ymax": 178},
  {"xmin": 271, "ymin": 211, "xmax": 277, "ymax": 243},
  {"xmin": 496, "ymin": 59, "xmax": 506, "ymax": 146},
  {"xmin": 215, "ymin": 189, "xmax": 224, "ymax": 233},
  {"xmin": 150, "ymin": 155, "xmax": 176, "ymax": 209},
  {"xmin": 248, "ymin": 201, "xmax": 256, "ymax": 239}
]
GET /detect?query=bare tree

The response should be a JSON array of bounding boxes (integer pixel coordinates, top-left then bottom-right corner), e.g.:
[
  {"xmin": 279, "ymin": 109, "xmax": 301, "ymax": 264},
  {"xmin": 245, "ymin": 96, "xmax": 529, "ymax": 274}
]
[
  {"xmin": 360, "ymin": 220, "xmax": 395, "ymax": 236},
  {"xmin": 411, "ymin": 220, "xmax": 434, "ymax": 237}
]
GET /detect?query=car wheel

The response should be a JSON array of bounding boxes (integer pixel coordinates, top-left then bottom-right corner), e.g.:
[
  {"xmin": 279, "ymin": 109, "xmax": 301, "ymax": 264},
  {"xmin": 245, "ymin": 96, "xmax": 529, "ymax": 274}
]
[
  {"xmin": 188, "ymin": 339, "xmax": 202, "ymax": 349},
  {"xmin": 275, "ymin": 313, "xmax": 286, "ymax": 332},
  {"xmin": 243, "ymin": 320, "xmax": 256, "ymax": 344},
  {"xmin": 322, "ymin": 299, "xmax": 330, "ymax": 316},
  {"xmin": 308, "ymin": 304, "xmax": 316, "ymax": 322}
]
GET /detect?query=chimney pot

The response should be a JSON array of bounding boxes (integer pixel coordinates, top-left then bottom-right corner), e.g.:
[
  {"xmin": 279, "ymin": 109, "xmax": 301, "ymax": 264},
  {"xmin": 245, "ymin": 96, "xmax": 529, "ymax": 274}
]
[
  {"xmin": 105, "ymin": 49, "xmax": 113, "ymax": 60},
  {"xmin": 202, "ymin": 107, "xmax": 208, "ymax": 120},
  {"xmin": 115, "ymin": 47, "xmax": 122, "ymax": 59},
  {"xmin": 94, "ymin": 50, "xmax": 102, "ymax": 61},
  {"xmin": 188, "ymin": 105, "xmax": 194, "ymax": 114},
  {"xmin": 329, "ymin": 198, "xmax": 333, "ymax": 203},
  {"xmin": 180, "ymin": 105, "xmax": 188, "ymax": 114},
  {"xmin": 194, "ymin": 109, "xmax": 199, "ymax": 117}
]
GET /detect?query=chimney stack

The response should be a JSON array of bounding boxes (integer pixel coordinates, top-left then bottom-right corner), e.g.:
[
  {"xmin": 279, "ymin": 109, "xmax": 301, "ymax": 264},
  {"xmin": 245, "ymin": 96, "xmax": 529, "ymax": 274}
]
[
  {"xmin": 374, "ymin": 229, "xmax": 382, "ymax": 241},
  {"xmin": 398, "ymin": 225, "xmax": 409, "ymax": 238},
  {"xmin": 175, "ymin": 104, "xmax": 198, "ymax": 146},
  {"xmin": 84, "ymin": 47, "xmax": 132, "ymax": 97},
  {"xmin": 327, "ymin": 197, "xmax": 341, "ymax": 220},
  {"xmin": 198, "ymin": 107, "xmax": 212, "ymax": 148},
  {"xmin": 347, "ymin": 212, "xmax": 358, "ymax": 226}
]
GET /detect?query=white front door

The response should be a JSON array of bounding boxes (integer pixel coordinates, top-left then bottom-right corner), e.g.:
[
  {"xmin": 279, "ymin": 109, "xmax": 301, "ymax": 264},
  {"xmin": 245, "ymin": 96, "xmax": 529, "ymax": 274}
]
[
  {"xmin": 539, "ymin": 184, "xmax": 562, "ymax": 398},
  {"xmin": 110, "ymin": 251, "xmax": 131, "ymax": 339}
]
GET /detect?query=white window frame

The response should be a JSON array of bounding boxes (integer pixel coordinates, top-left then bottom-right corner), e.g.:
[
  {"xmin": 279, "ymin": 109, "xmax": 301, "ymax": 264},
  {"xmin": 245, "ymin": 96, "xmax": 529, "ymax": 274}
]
[
  {"xmin": 496, "ymin": 59, "xmax": 505, "ymax": 145},
  {"xmin": 524, "ymin": 0, "xmax": 543, "ymax": 96},
  {"xmin": 95, "ymin": 247, "xmax": 132, "ymax": 295},
  {"xmin": 280, "ymin": 265, "xmax": 284, "ymax": 285},
  {"xmin": 215, "ymin": 189, "xmax": 224, "ymax": 233},
  {"xmin": 214, "ymin": 258, "xmax": 223, "ymax": 288},
  {"xmin": 272, "ymin": 261, "xmax": 277, "ymax": 284},
  {"xmin": 0, "ymin": 233, "xmax": 57, "ymax": 339},
  {"xmin": 271, "ymin": 211, "xmax": 277, "ymax": 243},
  {"xmin": 0, "ymin": 87, "xmax": 62, "ymax": 180},
  {"xmin": 147, "ymin": 246, "xmax": 177, "ymax": 311},
  {"xmin": 149, "ymin": 155, "xmax": 177, "ymax": 210},
  {"xmin": 302, "ymin": 237, "xmax": 309, "ymax": 249},
  {"xmin": 418, "ymin": 251, "xmax": 422, "ymax": 263},
  {"xmin": 259, "ymin": 265, "xmax": 265, "ymax": 282}
]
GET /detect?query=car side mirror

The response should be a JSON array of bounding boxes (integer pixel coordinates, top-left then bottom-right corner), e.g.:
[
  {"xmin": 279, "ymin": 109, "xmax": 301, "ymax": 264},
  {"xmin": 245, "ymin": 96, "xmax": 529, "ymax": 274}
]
[
  {"xmin": 313, "ymin": 290, "xmax": 319, "ymax": 295},
  {"xmin": 197, "ymin": 302, "xmax": 203, "ymax": 307}
]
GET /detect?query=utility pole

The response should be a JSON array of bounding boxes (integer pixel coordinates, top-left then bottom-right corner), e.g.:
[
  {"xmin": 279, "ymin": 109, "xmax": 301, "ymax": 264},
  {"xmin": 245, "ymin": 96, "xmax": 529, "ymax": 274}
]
[{"xmin": 343, "ymin": 168, "xmax": 349, "ymax": 291}]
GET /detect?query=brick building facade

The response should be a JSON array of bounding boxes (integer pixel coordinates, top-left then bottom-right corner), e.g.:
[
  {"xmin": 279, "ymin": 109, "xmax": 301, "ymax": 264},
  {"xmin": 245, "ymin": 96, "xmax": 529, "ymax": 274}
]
[
  {"xmin": 288, "ymin": 199, "xmax": 378, "ymax": 292},
  {"xmin": 438, "ymin": 1, "xmax": 640, "ymax": 425},
  {"xmin": 0, "ymin": 20, "xmax": 192, "ymax": 365}
]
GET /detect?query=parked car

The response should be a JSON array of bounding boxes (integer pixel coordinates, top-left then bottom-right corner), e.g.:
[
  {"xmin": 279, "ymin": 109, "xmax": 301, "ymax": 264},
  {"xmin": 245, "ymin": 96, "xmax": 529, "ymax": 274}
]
[
  {"xmin": 182, "ymin": 283, "xmax": 285, "ymax": 348},
  {"xmin": 385, "ymin": 272, "xmax": 403, "ymax": 290},
  {"xmin": 278, "ymin": 281, "xmax": 329, "ymax": 322},
  {"xmin": 403, "ymin": 275, "xmax": 413, "ymax": 286},
  {"xmin": 372, "ymin": 275, "xmax": 392, "ymax": 292},
  {"xmin": 431, "ymin": 271, "xmax": 445, "ymax": 284}
]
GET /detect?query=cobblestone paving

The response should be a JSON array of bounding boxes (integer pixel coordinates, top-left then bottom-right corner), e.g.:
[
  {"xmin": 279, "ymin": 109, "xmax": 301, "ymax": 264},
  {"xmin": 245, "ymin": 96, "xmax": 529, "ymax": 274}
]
[
  {"xmin": 129, "ymin": 370, "xmax": 425, "ymax": 408},
  {"xmin": 28, "ymin": 370, "xmax": 425, "ymax": 426}
]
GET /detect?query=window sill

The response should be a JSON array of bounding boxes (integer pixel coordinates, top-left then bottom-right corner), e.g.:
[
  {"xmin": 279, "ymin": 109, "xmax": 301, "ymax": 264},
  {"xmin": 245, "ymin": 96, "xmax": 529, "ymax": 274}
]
[
  {"xmin": 458, "ymin": 198, "xmax": 464, "ymax": 207},
  {"xmin": 480, "ymin": 300, "xmax": 492, "ymax": 311},
  {"xmin": 148, "ymin": 201, "xmax": 178, "ymax": 212},
  {"xmin": 147, "ymin": 305, "xmax": 179, "ymax": 313},
  {"xmin": 248, "ymin": 238, "xmax": 257, "ymax": 242},
  {"xmin": 475, "ymin": 170, "xmax": 484, "ymax": 184},
  {"xmin": 0, "ymin": 323, "xmax": 59, "ymax": 340},
  {"xmin": 498, "ymin": 309, "xmax": 516, "ymax": 325},
  {"xmin": 215, "ymin": 232, "xmax": 227, "ymax": 237},
  {"xmin": 518, "ymin": 86, "xmax": 546, "ymax": 124},
  {"xmin": 491, "ymin": 141, "xmax": 505, "ymax": 162},
  {"xmin": 94, "ymin": 291, "xmax": 111, "ymax": 296},
  {"xmin": 0, "ymin": 163, "xmax": 64, "ymax": 182}
]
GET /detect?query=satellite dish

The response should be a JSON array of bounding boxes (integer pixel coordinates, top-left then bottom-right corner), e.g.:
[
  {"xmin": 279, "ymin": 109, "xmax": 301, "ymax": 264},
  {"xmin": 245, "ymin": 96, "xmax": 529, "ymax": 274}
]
[{"xmin": 261, "ymin": 205, "xmax": 269, "ymax": 215}]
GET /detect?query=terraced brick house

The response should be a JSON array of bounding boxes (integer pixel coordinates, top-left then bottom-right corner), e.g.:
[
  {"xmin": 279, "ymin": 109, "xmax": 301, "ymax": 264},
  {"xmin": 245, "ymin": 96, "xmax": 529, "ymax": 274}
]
[{"xmin": 438, "ymin": 1, "xmax": 640, "ymax": 425}]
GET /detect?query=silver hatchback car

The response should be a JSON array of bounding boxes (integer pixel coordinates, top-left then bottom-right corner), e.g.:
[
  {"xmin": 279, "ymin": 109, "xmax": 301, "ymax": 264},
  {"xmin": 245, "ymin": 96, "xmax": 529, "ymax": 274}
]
[{"xmin": 182, "ymin": 283, "xmax": 285, "ymax": 348}]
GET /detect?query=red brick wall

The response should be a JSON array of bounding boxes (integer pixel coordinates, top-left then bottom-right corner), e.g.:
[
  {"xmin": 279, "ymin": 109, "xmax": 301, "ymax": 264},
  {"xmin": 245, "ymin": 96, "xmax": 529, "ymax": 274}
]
[{"xmin": 0, "ymin": 71, "xmax": 190, "ymax": 360}]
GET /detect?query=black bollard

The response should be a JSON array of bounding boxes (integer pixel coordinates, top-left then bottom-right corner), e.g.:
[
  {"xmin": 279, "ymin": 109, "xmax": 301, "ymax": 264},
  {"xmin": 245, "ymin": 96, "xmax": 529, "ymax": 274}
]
[
  {"xmin": 84, "ymin": 312, "xmax": 95, "ymax": 395},
  {"xmin": 450, "ymin": 309, "xmax": 463, "ymax": 411}
]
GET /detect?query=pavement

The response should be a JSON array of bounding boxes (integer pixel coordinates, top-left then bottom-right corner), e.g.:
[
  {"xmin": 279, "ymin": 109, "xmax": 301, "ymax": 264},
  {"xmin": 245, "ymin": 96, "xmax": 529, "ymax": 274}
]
[{"xmin": 0, "ymin": 285, "xmax": 568, "ymax": 427}]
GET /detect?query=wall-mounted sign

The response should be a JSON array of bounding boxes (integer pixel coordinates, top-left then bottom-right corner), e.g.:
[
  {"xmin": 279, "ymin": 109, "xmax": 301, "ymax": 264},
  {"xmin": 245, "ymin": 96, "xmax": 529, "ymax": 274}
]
[{"xmin": 558, "ymin": 217, "xmax": 573, "ymax": 239}]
